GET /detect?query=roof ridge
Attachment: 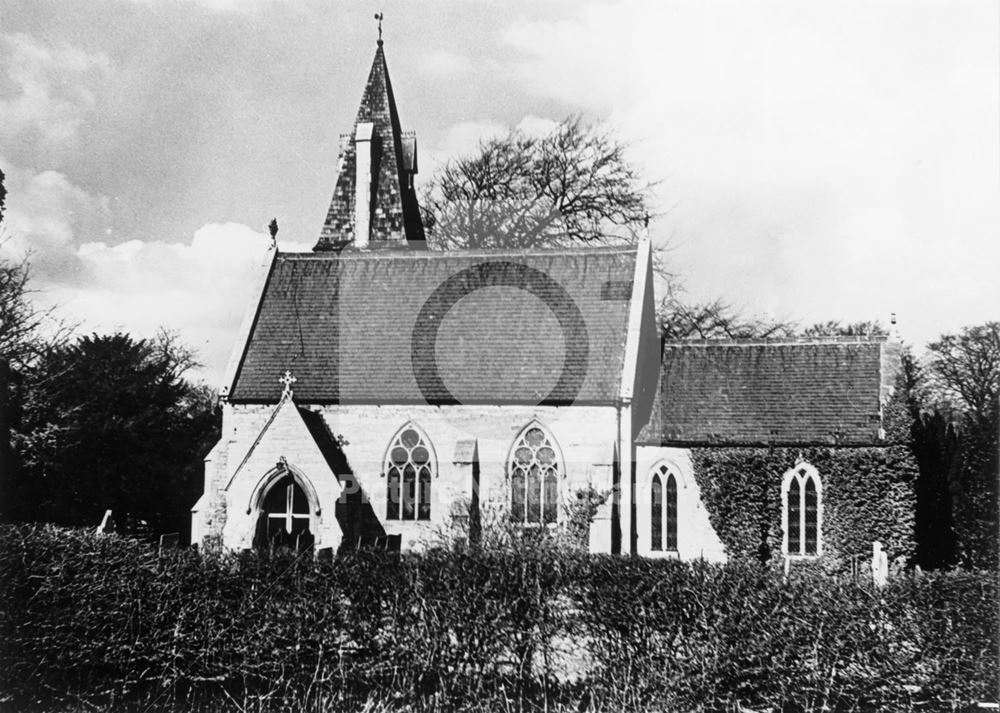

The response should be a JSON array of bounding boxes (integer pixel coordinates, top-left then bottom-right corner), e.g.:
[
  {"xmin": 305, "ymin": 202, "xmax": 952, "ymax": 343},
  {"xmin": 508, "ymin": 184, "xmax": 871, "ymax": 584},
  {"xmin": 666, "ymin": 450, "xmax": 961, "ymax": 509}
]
[
  {"xmin": 281, "ymin": 243, "xmax": 639, "ymax": 261},
  {"xmin": 662, "ymin": 335, "xmax": 889, "ymax": 346}
]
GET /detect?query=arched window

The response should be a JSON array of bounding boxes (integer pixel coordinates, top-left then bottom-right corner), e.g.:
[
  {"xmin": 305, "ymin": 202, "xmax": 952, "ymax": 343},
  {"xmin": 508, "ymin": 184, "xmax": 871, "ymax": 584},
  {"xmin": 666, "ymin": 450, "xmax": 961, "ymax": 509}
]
[
  {"xmin": 509, "ymin": 422, "xmax": 562, "ymax": 525},
  {"xmin": 649, "ymin": 463, "xmax": 678, "ymax": 551},
  {"xmin": 783, "ymin": 463, "xmax": 822, "ymax": 557},
  {"xmin": 385, "ymin": 424, "xmax": 434, "ymax": 521},
  {"xmin": 254, "ymin": 474, "xmax": 314, "ymax": 550}
]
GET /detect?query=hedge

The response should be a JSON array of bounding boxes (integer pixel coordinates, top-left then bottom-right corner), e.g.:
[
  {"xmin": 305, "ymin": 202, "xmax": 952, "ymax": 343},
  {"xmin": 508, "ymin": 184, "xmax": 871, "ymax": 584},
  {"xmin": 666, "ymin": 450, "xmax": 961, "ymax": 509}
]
[{"xmin": 0, "ymin": 524, "xmax": 995, "ymax": 712}]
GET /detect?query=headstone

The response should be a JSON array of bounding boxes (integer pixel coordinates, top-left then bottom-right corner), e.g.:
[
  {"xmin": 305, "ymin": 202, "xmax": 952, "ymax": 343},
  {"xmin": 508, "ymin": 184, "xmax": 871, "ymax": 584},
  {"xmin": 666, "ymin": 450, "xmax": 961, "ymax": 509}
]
[
  {"xmin": 386, "ymin": 534, "xmax": 402, "ymax": 560},
  {"xmin": 158, "ymin": 532, "xmax": 180, "ymax": 552},
  {"xmin": 871, "ymin": 541, "xmax": 889, "ymax": 588},
  {"xmin": 95, "ymin": 510, "xmax": 116, "ymax": 536}
]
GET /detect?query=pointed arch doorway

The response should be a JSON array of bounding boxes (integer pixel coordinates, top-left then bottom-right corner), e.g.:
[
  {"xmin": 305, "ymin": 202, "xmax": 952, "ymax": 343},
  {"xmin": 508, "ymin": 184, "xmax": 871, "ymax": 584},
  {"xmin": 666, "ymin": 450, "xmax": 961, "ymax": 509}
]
[{"xmin": 252, "ymin": 470, "xmax": 317, "ymax": 552}]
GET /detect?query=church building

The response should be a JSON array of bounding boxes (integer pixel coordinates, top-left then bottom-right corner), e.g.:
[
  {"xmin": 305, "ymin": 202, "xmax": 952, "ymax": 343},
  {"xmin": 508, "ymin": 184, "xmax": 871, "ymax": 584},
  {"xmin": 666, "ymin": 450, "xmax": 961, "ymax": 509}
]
[{"xmin": 191, "ymin": 37, "xmax": 915, "ymax": 567}]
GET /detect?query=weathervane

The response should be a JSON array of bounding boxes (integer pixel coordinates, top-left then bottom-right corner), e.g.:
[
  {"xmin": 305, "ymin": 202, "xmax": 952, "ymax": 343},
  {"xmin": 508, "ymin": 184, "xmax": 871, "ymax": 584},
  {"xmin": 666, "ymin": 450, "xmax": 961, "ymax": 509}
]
[
  {"xmin": 278, "ymin": 370, "xmax": 297, "ymax": 398},
  {"xmin": 375, "ymin": 12, "xmax": 384, "ymax": 44}
]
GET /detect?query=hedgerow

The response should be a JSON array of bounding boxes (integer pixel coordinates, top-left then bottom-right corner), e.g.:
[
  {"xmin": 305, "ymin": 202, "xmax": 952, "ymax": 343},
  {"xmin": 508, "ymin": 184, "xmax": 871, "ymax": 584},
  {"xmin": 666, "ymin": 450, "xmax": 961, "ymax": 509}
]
[{"xmin": 0, "ymin": 524, "xmax": 995, "ymax": 712}]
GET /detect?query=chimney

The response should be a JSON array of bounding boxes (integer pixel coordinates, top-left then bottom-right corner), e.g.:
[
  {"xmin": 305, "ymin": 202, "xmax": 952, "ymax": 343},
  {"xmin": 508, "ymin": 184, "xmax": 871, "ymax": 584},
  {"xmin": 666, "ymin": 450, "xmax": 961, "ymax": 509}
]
[
  {"xmin": 354, "ymin": 122, "xmax": 375, "ymax": 248},
  {"xmin": 401, "ymin": 131, "xmax": 418, "ymax": 189}
]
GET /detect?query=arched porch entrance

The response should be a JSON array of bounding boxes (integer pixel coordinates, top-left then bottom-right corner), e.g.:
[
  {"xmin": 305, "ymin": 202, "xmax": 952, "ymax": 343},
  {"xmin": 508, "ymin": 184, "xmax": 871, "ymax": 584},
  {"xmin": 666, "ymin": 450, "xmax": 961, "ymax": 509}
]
[{"xmin": 250, "ymin": 465, "xmax": 319, "ymax": 552}]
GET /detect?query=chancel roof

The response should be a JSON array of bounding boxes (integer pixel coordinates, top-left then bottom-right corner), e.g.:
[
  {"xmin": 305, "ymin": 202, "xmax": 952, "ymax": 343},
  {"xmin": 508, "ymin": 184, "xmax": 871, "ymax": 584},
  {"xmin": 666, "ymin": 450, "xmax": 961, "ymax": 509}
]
[
  {"xmin": 637, "ymin": 338, "xmax": 893, "ymax": 446},
  {"xmin": 228, "ymin": 245, "xmax": 638, "ymax": 405}
]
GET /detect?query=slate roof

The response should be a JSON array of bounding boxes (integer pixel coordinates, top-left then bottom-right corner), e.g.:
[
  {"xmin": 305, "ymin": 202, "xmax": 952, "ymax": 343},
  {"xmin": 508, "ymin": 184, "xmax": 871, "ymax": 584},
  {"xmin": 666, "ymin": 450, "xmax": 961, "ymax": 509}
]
[
  {"xmin": 228, "ymin": 245, "xmax": 637, "ymax": 405},
  {"xmin": 636, "ymin": 339, "xmax": 890, "ymax": 446},
  {"xmin": 315, "ymin": 41, "xmax": 424, "ymax": 250}
]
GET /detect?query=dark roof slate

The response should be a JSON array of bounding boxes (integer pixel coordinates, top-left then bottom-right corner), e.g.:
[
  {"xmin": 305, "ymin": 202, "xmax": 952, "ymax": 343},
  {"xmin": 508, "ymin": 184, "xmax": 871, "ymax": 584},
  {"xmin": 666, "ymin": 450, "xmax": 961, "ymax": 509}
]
[
  {"xmin": 315, "ymin": 42, "xmax": 424, "ymax": 250},
  {"xmin": 229, "ymin": 245, "xmax": 637, "ymax": 405},
  {"xmin": 636, "ymin": 339, "xmax": 889, "ymax": 446}
]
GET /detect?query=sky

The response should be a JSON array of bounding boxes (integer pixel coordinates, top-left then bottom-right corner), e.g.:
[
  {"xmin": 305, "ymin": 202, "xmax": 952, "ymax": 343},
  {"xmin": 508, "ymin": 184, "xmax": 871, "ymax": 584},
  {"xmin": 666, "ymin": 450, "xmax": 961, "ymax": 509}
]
[{"xmin": 1, "ymin": 0, "xmax": 997, "ymax": 385}]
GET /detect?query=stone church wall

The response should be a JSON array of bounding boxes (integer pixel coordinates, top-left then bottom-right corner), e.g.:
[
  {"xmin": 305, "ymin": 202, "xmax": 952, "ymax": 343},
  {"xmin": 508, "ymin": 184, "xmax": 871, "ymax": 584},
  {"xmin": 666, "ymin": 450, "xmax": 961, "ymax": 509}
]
[
  {"xmin": 633, "ymin": 443, "xmax": 918, "ymax": 569},
  {"xmin": 207, "ymin": 402, "xmax": 624, "ymax": 554},
  {"xmin": 634, "ymin": 446, "xmax": 727, "ymax": 562}
]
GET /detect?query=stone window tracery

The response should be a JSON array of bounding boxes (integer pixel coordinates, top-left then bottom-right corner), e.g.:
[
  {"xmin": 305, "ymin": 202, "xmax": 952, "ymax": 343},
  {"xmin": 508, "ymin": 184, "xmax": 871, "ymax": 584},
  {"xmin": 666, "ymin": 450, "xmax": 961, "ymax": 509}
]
[
  {"xmin": 509, "ymin": 423, "xmax": 562, "ymax": 525},
  {"xmin": 386, "ymin": 425, "xmax": 434, "ymax": 521},
  {"xmin": 650, "ymin": 463, "xmax": 678, "ymax": 551},
  {"xmin": 783, "ymin": 463, "xmax": 822, "ymax": 557}
]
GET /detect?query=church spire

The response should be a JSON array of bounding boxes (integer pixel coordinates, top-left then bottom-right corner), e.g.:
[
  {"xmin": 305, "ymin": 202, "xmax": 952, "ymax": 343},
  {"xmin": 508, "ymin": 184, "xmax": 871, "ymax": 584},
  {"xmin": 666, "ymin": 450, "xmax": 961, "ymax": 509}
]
[{"xmin": 314, "ymin": 28, "xmax": 424, "ymax": 251}]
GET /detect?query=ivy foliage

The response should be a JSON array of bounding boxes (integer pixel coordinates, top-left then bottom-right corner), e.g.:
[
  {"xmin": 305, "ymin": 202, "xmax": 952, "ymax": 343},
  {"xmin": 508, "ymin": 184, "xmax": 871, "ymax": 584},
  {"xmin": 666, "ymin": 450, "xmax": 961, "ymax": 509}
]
[
  {"xmin": 690, "ymin": 372, "xmax": 919, "ymax": 571},
  {"xmin": 692, "ymin": 444, "xmax": 918, "ymax": 571}
]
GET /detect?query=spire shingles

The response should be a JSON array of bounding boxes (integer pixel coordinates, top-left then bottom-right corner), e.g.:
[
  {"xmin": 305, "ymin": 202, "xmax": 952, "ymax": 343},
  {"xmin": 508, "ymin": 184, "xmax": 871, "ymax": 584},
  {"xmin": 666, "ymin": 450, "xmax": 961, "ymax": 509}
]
[{"xmin": 315, "ymin": 43, "xmax": 424, "ymax": 251}]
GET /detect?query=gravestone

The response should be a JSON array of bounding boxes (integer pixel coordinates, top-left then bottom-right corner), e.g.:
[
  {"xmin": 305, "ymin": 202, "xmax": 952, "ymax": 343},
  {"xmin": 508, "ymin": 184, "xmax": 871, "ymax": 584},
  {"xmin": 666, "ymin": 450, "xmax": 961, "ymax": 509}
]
[
  {"xmin": 871, "ymin": 541, "xmax": 889, "ymax": 588},
  {"xmin": 95, "ymin": 510, "xmax": 116, "ymax": 536},
  {"xmin": 158, "ymin": 532, "xmax": 180, "ymax": 552}
]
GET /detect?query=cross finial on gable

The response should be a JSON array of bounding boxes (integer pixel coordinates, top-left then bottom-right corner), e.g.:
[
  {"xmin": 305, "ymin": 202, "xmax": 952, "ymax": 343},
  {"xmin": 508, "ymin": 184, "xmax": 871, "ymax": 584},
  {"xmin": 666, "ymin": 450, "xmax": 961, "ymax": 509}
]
[
  {"xmin": 278, "ymin": 370, "xmax": 297, "ymax": 398},
  {"xmin": 374, "ymin": 12, "xmax": 384, "ymax": 44}
]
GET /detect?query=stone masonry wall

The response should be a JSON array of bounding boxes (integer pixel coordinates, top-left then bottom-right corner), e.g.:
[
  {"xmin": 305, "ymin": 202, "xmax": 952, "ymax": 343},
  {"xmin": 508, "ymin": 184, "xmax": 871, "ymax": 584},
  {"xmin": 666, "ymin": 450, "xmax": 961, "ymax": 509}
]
[{"xmin": 202, "ymin": 402, "xmax": 622, "ymax": 554}]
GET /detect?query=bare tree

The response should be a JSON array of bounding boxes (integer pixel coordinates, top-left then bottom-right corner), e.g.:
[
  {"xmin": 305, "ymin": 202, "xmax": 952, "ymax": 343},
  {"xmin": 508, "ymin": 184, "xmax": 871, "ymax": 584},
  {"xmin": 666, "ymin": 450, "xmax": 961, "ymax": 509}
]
[
  {"xmin": 926, "ymin": 322, "xmax": 999, "ymax": 428},
  {"xmin": 0, "ymin": 247, "xmax": 55, "ymax": 369},
  {"xmin": 0, "ymin": 171, "xmax": 72, "ymax": 521},
  {"xmin": 801, "ymin": 320, "xmax": 888, "ymax": 338},
  {"xmin": 907, "ymin": 322, "xmax": 999, "ymax": 569},
  {"xmin": 659, "ymin": 297, "xmax": 796, "ymax": 340},
  {"xmin": 422, "ymin": 116, "xmax": 652, "ymax": 250}
]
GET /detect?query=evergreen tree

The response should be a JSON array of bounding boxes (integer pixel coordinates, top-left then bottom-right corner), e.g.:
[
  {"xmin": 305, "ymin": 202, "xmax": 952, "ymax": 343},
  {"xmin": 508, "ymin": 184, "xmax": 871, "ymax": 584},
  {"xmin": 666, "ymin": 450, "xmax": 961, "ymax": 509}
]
[{"xmin": 14, "ymin": 332, "xmax": 219, "ymax": 537}]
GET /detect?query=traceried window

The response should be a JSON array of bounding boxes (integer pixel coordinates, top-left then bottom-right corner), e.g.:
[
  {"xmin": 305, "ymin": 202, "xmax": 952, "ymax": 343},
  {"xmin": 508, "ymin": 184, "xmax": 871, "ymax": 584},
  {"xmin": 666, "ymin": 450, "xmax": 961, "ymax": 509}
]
[
  {"xmin": 783, "ymin": 464, "xmax": 822, "ymax": 557},
  {"xmin": 255, "ymin": 474, "xmax": 313, "ymax": 551},
  {"xmin": 385, "ymin": 425, "xmax": 434, "ymax": 521},
  {"xmin": 650, "ymin": 463, "xmax": 678, "ymax": 551},
  {"xmin": 509, "ymin": 423, "xmax": 562, "ymax": 525}
]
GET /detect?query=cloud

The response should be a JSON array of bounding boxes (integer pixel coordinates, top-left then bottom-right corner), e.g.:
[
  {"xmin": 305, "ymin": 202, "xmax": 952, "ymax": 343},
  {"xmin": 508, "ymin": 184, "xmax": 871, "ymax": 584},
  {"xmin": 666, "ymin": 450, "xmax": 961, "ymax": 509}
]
[
  {"xmin": 515, "ymin": 115, "xmax": 559, "ymax": 137},
  {"xmin": 498, "ymin": 0, "xmax": 1000, "ymax": 348},
  {"xmin": 422, "ymin": 119, "xmax": 508, "ymax": 182},
  {"xmin": 38, "ymin": 223, "xmax": 310, "ymax": 384},
  {"xmin": 419, "ymin": 50, "xmax": 473, "ymax": 78},
  {"xmin": 423, "ymin": 115, "xmax": 564, "ymax": 174},
  {"xmin": 117, "ymin": 0, "xmax": 299, "ymax": 14},
  {"xmin": 0, "ymin": 159, "xmax": 306, "ymax": 384},
  {"xmin": 0, "ymin": 33, "xmax": 110, "ymax": 150},
  {"xmin": 0, "ymin": 160, "xmax": 111, "ymax": 281}
]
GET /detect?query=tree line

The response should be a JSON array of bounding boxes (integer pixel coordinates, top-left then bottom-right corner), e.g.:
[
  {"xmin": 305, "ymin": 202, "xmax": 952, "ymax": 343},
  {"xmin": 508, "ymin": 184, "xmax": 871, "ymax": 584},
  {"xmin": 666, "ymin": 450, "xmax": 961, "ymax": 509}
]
[
  {"xmin": 0, "ymin": 168, "xmax": 218, "ymax": 538},
  {"xmin": 0, "ymin": 120, "xmax": 996, "ymax": 565}
]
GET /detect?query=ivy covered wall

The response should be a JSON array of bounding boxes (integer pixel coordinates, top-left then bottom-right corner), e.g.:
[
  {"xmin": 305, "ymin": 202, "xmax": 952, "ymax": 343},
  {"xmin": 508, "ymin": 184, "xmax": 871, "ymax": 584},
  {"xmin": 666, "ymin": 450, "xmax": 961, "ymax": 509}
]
[{"xmin": 691, "ymin": 444, "xmax": 917, "ymax": 572}]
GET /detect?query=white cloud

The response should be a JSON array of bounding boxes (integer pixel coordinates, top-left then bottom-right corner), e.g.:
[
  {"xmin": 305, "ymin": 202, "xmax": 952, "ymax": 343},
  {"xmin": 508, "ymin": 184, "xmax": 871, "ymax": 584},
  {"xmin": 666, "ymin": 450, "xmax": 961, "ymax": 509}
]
[
  {"xmin": 515, "ymin": 115, "xmax": 559, "ymax": 137},
  {"xmin": 40, "ymin": 223, "xmax": 310, "ymax": 385},
  {"xmin": 0, "ymin": 160, "xmax": 110, "ymax": 278},
  {"xmin": 0, "ymin": 33, "xmax": 110, "ymax": 149},
  {"xmin": 0, "ymin": 161, "xmax": 306, "ymax": 384},
  {"xmin": 499, "ymin": 0, "xmax": 1000, "ymax": 348},
  {"xmin": 419, "ymin": 49, "xmax": 473, "ymax": 78},
  {"xmin": 422, "ymin": 119, "xmax": 509, "ymax": 182},
  {"xmin": 117, "ymin": 0, "xmax": 299, "ymax": 14}
]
